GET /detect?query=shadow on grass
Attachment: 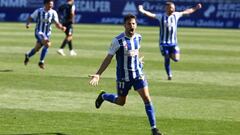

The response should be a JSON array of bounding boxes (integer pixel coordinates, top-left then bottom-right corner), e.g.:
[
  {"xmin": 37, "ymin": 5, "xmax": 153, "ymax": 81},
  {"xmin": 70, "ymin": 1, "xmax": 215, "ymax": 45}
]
[
  {"xmin": 0, "ymin": 133, "xmax": 67, "ymax": 135},
  {"xmin": 0, "ymin": 69, "xmax": 13, "ymax": 72}
]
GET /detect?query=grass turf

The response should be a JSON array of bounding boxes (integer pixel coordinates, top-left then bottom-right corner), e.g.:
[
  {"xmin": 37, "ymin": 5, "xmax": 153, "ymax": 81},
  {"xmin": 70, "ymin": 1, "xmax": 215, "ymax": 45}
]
[{"xmin": 0, "ymin": 22, "xmax": 239, "ymax": 135}]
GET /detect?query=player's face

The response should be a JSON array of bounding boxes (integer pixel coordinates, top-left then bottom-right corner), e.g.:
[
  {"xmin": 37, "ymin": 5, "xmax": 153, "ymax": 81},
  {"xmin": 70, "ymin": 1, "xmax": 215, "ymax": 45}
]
[
  {"xmin": 166, "ymin": 4, "xmax": 175, "ymax": 15},
  {"xmin": 124, "ymin": 18, "xmax": 137, "ymax": 37},
  {"xmin": 45, "ymin": 1, "xmax": 54, "ymax": 10}
]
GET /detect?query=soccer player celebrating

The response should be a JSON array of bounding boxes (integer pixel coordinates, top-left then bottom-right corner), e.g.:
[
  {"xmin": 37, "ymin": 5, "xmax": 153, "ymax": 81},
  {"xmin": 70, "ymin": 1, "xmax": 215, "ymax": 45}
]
[
  {"xmin": 139, "ymin": 2, "xmax": 202, "ymax": 80},
  {"xmin": 24, "ymin": 0, "xmax": 66, "ymax": 69},
  {"xmin": 57, "ymin": 0, "xmax": 77, "ymax": 56},
  {"xmin": 89, "ymin": 14, "xmax": 163, "ymax": 135}
]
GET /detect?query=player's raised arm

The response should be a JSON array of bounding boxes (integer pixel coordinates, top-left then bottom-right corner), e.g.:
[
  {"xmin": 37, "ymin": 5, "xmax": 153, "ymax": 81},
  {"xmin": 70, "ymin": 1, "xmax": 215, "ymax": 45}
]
[
  {"xmin": 181, "ymin": 3, "xmax": 202, "ymax": 15},
  {"xmin": 89, "ymin": 54, "xmax": 114, "ymax": 86},
  {"xmin": 138, "ymin": 5, "xmax": 156, "ymax": 18}
]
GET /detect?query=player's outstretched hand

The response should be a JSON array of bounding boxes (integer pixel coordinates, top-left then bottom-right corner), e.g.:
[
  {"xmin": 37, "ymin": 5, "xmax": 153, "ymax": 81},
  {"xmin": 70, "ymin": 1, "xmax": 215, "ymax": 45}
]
[
  {"xmin": 196, "ymin": 3, "xmax": 202, "ymax": 9},
  {"xmin": 89, "ymin": 74, "xmax": 100, "ymax": 86},
  {"xmin": 139, "ymin": 56, "xmax": 144, "ymax": 65},
  {"xmin": 138, "ymin": 5, "xmax": 144, "ymax": 13}
]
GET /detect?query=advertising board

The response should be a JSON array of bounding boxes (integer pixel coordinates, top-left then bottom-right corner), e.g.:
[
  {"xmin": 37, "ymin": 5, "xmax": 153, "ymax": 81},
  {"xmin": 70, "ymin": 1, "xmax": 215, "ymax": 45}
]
[{"xmin": 0, "ymin": 0, "xmax": 239, "ymax": 28}]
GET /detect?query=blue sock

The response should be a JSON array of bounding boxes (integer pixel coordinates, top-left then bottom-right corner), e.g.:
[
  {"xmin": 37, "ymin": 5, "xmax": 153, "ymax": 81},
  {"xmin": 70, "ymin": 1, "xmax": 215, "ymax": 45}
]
[
  {"xmin": 145, "ymin": 102, "xmax": 156, "ymax": 129},
  {"xmin": 164, "ymin": 57, "xmax": 171, "ymax": 76},
  {"xmin": 28, "ymin": 48, "xmax": 36, "ymax": 58},
  {"xmin": 40, "ymin": 46, "xmax": 48, "ymax": 62},
  {"xmin": 102, "ymin": 93, "xmax": 118, "ymax": 103}
]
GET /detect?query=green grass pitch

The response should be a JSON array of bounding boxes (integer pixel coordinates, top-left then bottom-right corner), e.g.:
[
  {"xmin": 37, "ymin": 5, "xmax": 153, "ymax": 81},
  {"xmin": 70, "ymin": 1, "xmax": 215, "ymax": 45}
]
[{"xmin": 0, "ymin": 22, "xmax": 240, "ymax": 135}]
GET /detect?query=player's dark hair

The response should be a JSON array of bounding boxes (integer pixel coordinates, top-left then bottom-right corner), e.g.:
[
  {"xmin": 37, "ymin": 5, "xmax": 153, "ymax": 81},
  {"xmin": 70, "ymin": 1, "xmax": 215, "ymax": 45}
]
[
  {"xmin": 44, "ymin": 0, "xmax": 54, "ymax": 5},
  {"xmin": 124, "ymin": 14, "xmax": 136, "ymax": 23}
]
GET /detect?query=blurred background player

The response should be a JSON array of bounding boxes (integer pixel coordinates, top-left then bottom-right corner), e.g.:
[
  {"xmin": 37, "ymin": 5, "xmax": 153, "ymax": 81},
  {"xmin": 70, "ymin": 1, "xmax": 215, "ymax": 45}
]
[
  {"xmin": 89, "ymin": 14, "xmax": 163, "ymax": 135},
  {"xmin": 139, "ymin": 2, "xmax": 202, "ymax": 80},
  {"xmin": 57, "ymin": 0, "xmax": 77, "ymax": 56},
  {"xmin": 24, "ymin": 0, "xmax": 66, "ymax": 69}
]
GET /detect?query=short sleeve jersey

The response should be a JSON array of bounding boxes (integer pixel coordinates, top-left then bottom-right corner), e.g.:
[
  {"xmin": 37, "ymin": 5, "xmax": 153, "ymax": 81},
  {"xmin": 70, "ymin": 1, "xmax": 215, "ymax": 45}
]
[
  {"xmin": 108, "ymin": 32, "xmax": 144, "ymax": 82},
  {"xmin": 156, "ymin": 12, "xmax": 183, "ymax": 46},
  {"xmin": 30, "ymin": 8, "xmax": 59, "ymax": 36}
]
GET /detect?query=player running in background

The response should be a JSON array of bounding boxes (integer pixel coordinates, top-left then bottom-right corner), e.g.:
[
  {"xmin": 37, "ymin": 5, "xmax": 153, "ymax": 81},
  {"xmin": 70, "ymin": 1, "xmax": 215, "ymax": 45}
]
[
  {"xmin": 89, "ymin": 14, "xmax": 163, "ymax": 135},
  {"xmin": 139, "ymin": 2, "xmax": 202, "ymax": 80},
  {"xmin": 57, "ymin": 0, "xmax": 77, "ymax": 56},
  {"xmin": 24, "ymin": 0, "xmax": 66, "ymax": 69}
]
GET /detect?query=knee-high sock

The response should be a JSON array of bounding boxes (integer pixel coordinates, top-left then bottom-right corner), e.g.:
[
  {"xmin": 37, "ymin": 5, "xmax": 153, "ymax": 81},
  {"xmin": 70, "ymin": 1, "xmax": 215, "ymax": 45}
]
[
  {"xmin": 145, "ymin": 102, "xmax": 156, "ymax": 129},
  {"xmin": 68, "ymin": 40, "xmax": 73, "ymax": 50},
  {"xmin": 164, "ymin": 57, "xmax": 171, "ymax": 76},
  {"xmin": 60, "ymin": 39, "xmax": 68, "ymax": 49},
  {"xmin": 40, "ymin": 46, "xmax": 48, "ymax": 62},
  {"xmin": 102, "ymin": 93, "xmax": 118, "ymax": 103},
  {"xmin": 27, "ymin": 48, "xmax": 36, "ymax": 58}
]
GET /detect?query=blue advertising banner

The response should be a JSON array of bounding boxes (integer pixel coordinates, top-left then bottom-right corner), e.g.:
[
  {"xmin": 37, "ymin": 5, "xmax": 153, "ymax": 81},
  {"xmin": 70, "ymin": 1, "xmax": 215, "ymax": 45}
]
[
  {"xmin": 0, "ymin": 0, "xmax": 42, "ymax": 21},
  {"xmin": 0, "ymin": 0, "xmax": 239, "ymax": 28}
]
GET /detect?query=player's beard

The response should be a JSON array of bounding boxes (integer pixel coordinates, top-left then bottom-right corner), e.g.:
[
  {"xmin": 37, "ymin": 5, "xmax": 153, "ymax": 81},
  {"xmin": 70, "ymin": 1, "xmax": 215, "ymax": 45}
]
[{"xmin": 126, "ymin": 28, "xmax": 135, "ymax": 37}]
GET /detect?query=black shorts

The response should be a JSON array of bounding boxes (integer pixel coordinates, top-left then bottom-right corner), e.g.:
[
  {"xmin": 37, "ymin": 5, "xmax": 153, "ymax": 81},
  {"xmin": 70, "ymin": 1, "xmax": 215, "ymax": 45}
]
[{"xmin": 63, "ymin": 23, "xmax": 73, "ymax": 36}]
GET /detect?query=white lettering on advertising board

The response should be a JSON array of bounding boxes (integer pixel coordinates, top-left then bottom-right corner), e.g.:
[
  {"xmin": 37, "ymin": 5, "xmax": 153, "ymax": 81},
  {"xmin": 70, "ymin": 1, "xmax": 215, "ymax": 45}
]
[
  {"xmin": 0, "ymin": 13, "xmax": 6, "ymax": 21},
  {"xmin": 217, "ymin": 11, "xmax": 240, "ymax": 19},
  {"xmin": 101, "ymin": 18, "xmax": 123, "ymax": 24},
  {"xmin": 178, "ymin": 19, "xmax": 195, "ymax": 26},
  {"xmin": 216, "ymin": 3, "xmax": 240, "ymax": 19},
  {"xmin": 204, "ymin": 5, "xmax": 216, "ymax": 18},
  {"xmin": 18, "ymin": 13, "xmax": 30, "ymax": 22},
  {"xmin": 122, "ymin": 1, "xmax": 138, "ymax": 15},
  {"xmin": 0, "ymin": 0, "xmax": 27, "ymax": 8},
  {"xmin": 75, "ymin": 14, "xmax": 82, "ymax": 23},
  {"xmin": 197, "ymin": 19, "xmax": 224, "ymax": 27},
  {"xmin": 75, "ymin": 1, "xmax": 110, "ymax": 13},
  {"xmin": 142, "ymin": 2, "xmax": 163, "ymax": 12}
]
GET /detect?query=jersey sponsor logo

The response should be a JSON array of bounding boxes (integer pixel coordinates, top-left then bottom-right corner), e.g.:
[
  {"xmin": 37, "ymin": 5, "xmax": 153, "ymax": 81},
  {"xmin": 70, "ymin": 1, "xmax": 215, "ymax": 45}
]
[
  {"xmin": 122, "ymin": 1, "xmax": 138, "ymax": 16},
  {"xmin": 125, "ymin": 49, "xmax": 139, "ymax": 57},
  {"xmin": 164, "ymin": 20, "xmax": 174, "ymax": 27},
  {"xmin": 42, "ymin": 18, "xmax": 50, "ymax": 23}
]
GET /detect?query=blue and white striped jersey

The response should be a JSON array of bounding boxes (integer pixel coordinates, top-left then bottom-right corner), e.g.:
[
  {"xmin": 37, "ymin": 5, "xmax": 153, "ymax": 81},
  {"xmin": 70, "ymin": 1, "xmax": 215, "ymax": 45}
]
[
  {"xmin": 156, "ymin": 12, "xmax": 183, "ymax": 46},
  {"xmin": 108, "ymin": 32, "xmax": 144, "ymax": 82},
  {"xmin": 30, "ymin": 8, "xmax": 59, "ymax": 37}
]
